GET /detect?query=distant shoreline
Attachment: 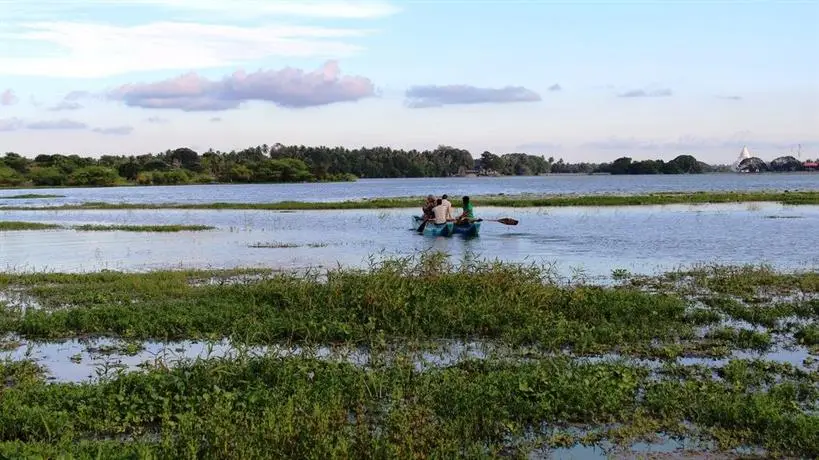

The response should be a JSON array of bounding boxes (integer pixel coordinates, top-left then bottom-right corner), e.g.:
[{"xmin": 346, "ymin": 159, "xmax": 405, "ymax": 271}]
[{"xmin": 2, "ymin": 190, "xmax": 818, "ymax": 211}]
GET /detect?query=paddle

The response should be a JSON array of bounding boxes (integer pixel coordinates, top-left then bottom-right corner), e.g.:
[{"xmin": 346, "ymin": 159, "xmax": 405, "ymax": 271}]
[
  {"xmin": 477, "ymin": 217, "xmax": 518, "ymax": 225},
  {"xmin": 416, "ymin": 217, "xmax": 429, "ymax": 233}
]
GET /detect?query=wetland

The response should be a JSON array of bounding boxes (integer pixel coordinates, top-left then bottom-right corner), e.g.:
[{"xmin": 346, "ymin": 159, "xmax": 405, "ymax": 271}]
[{"xmin": 1, "ymin": 178, "xmax": 818, "ymax": 458}]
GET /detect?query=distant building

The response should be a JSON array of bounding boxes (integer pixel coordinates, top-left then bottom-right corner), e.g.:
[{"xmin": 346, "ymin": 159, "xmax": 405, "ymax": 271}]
[{"xmin": 804, "ymin": 162, "xmax": 818, "ymax": 170}]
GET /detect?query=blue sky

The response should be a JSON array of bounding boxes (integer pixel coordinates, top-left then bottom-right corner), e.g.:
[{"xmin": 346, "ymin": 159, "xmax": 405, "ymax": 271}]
[{"xmin": 0, "ymin": 0, "xmax": 816, "ymax": 163}]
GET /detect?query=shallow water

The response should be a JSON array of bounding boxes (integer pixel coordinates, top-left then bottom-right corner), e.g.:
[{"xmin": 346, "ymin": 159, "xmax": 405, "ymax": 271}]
[
  {"xmin": 1, "ymin": 202, "xmax": 818, "ymax": 278},
  {"xmin": 1, "ymin": 173, "xmax": 818, "ymax": 207},
  {"xmin": 3, "ymin": 336, "xmax": 814, "ymax": 385}
]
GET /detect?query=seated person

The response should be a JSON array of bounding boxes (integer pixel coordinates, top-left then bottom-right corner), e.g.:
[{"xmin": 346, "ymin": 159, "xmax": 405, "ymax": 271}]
[
  {"xmin": 456, "ymin": 196, "xmax": 475, "ymax": 224},
  {"xmin": 432, "ymin": 198, "xmax": 449, "ymax": 224},
  {"xmin": 441, "ymin": 194, "xmax": 453, "ymax": 220},
  {"xmin": 421, "ymin": 195, "xmax": 436, "ymax": 219}
]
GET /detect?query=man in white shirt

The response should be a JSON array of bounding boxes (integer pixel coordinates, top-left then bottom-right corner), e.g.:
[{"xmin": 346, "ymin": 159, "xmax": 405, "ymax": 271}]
[
  {"xmin": 441, "ymin": 194, "xmax": 453, "ymax": 220},
  {"xmin": 432, "ymin": 199, "xmax": 449, "ymax": 224}
]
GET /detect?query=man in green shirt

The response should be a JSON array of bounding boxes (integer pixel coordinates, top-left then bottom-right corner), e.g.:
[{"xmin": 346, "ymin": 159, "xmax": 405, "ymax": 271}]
[{"xmin": 456, "ymin": 195, "xmax": 475, "ymax": 224}]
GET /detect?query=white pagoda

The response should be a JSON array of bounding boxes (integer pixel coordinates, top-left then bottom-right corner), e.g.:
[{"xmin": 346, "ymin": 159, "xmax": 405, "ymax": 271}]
[{"xmin": 733, "ymin": 145, "xmax": 752, "ymax": 171}]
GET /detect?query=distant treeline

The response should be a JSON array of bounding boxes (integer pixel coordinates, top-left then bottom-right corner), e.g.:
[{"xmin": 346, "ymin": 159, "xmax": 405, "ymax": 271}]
[{"xmin": 1, "ymin": 143, "xmax": 733, "ymax": 187}]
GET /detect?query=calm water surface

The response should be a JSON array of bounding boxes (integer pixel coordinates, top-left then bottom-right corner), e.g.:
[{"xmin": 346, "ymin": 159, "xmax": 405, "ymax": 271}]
[
  {"xmin": 1, "ymin": 202, "xmax": 816, "ymax": 278},
  {"xmin": 1, "ymin": 173, "xmax": 818, "ymax": 207}
]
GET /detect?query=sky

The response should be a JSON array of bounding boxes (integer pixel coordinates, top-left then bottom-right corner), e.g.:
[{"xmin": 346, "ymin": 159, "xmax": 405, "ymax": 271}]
[{"xmin": 0, "ymin": 0, "xmax": 817, "ymax": 163}]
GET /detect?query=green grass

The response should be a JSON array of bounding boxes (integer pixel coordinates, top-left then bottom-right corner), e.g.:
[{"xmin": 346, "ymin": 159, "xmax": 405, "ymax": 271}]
[
  {"xmin": 0, "ymin": 354, "xmax": 816, "ymax": 458},
  {"xmin": 71, "ymin": 224, "xmax": 215, "ymax": 232},
  {"xmin": 2, "ymin": 190, "xmax": 819, "ymax": 211},
  {"xmin": 0, "ymin": 221, "xmax": 62, "ymax": 231},
  {"xmin": 0, "ymin": 194, "xmax": 65, "ymax": 199},
  {"xmin": 1, "ymin": 255, "xmax": 816, "ymax": 360},
  {"xmin": 2, "ymin": 257, "xmax": 819, "ymax": 457}
]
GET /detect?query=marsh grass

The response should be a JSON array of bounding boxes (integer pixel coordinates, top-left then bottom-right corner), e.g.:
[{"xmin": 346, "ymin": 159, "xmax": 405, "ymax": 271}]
[
  {"xmin": 0, "ymin": 222, "xmax": 214, "ymax": 232},
  {"xmin": 3, "ymin": 190, "xmax": 819, "ymax": 211},
  {"xmin": 249, "ymin": 242, "xmax": 330, "ymax": 248},
  {"xmin": 0, "ymin": 254, "xmax": 704, "ymax": 357},
  {"xmin": 72, "ymin": 224, "xmax": 215, "ymax": 232},
  {"xmin": 0, "ymin": 221, "xmax": 61, "ymax": 231},
  {"xmin": 0, "ymin": 353, "xmax": 816, "ymax": 458},
  {"xmin": 0, "ymin": 254, "xmax": 814, "ymax": 361},
  {"xmin": 0, "ymin": 194, "xmax": 64, "ymax": 199},
  {"xmin": 1, "ymin": 256, "xmax": 818, "ymax": 457}
]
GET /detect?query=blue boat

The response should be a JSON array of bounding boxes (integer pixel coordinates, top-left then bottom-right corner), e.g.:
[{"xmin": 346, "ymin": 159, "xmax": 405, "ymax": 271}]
[
  {"xmin": 411, "ymin": 216, "xmax": 454, "ymax": 236},
  {"xmin": 412, "ymin": 216, "xmax": 479, "ymax": 237},
  {"xmin": 452, "ymin": 220, "xmax": 481, "ymax": 237}
]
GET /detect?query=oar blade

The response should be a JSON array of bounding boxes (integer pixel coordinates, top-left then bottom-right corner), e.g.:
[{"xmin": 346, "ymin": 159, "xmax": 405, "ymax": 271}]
[{"xmin": 497, "ymin": 217, "xmax": 518, "ymax": 225}]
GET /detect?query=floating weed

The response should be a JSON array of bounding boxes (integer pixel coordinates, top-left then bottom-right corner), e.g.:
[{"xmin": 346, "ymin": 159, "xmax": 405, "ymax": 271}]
[
  {"xmin": 248, "ymin": 242, "xmax": 300, "ymax": 248},
  {"xmin": 86, "ymin": 340, "xmax": 145, "ymax": 356}
]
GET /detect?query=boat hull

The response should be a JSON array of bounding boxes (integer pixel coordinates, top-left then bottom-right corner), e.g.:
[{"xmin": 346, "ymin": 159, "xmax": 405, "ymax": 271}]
[
  {"xmin": 452, "ymin": 220, "xmax": 481, "ymax": 237},
  {"xmin": 412, "ymin": 216, "xmax": 479, "ymax": 237},
  {"xmin": 411, "ymin": 216, "xmax": 454, "ymax": 236}
]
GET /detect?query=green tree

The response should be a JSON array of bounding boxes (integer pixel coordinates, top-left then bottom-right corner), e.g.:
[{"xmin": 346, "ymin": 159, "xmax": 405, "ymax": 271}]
[
  {"xmin": 0, "ymin": 165, "xmax": 25, "ymax": 186},
  {"xmin": 29, "ymin": 166, "xmax": 67, "ymax": 186},
  {"xmin": 68, "ymin": 166, "xmax": 120, "ymax": 186}
]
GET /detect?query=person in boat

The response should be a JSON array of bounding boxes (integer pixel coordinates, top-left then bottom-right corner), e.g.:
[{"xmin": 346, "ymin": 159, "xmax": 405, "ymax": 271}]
[
  {"xmin": 441, "ymin": 194, "xmax": 453, "ymax": 220},
  {"xmin": 431, "ymin": 198, "xmax": 449, "ymax": 225},
  {"xmin": 421, "ymin": 194, "xmax": 436, "ymax": 219},
  {"xmin": 455, "ymin": 196, "xmax": 475, "ymax": 225}
]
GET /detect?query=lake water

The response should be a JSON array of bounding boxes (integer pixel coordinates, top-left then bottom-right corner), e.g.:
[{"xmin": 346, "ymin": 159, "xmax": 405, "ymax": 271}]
[
  {"xmin": 1, "ymin": 173, "xmax": 818, "ymax": 207},
  {"xmin": 1, "ymin": 202, "xmax": 817, "ymax": 279}
]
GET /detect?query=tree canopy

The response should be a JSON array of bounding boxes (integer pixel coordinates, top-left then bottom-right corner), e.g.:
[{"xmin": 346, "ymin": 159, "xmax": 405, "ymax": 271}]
[{"xmin": 0, "ymin": 143, "xmax": 732, "ymax": 187}]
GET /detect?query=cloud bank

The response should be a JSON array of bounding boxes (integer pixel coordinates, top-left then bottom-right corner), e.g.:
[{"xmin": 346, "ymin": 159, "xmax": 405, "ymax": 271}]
[
  {"xmin": 1, "ymin": 89, "xmax": 18, "ymax": 106},
  {"xmin": 0, "ymin": 117, "xmax": 133, "ymax": 135},
  {"xmin": 618, "ymin": 88, "xmax": 673, "ymax": 98},
  {"xmin": 0, "ymin": 20, "xmax": 375, "ymax": 78},
  {"xmin": 548, "ymin": 84, "xmax": 562, "ymax": 92},
  {"xmin": 0, "ymin": 118, "xmax": 24, "ymax": 131},
  {"xmin": 109, "ymin": 61, "xmax": 375, "ymax": 111},
  {"xmin": 49, "ymin": 101, "xmax": 83, "ymax": 111},
  {"xmin": 92, "ymin": 126, "xmax": 134, "ymax": 135},
  {"xmin": 26, "ymin": 119, "xmax": 87, "ymax": 130},
  {"xmin": 405, "ymin": 85, "xmax": 541, "ymax": 108},
  {"xmin": 582, "ymin": 134, "xmax": 819, "ymax": 153}
]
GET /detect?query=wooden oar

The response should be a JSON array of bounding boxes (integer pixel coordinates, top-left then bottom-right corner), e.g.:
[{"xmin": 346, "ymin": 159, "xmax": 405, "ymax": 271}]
[{"xmin": 477, "ymin": 217, "xmax": 518, "ymax": 225}]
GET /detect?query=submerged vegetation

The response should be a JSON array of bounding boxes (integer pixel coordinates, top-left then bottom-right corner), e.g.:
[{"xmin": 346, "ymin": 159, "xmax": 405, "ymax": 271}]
[
  {"xmin": 3, "ymin": 190, "xmax": 819, "ymax": 211},
  {"xmin": 0, "ymin": 222, "xmax": 214, "ymax": 232},
  {"xmin": 0, "ymin": 254, "xmax": 817, "ymax": 457}
]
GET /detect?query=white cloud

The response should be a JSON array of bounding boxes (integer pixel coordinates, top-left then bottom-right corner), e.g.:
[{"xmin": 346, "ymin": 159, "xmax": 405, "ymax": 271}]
[
  {"xmin": 0, "ymin": 21, "xmax": 371, "ymax": 78},
  {"xmin": 116, "ymin": 0, "xmax": 401, "ymax": 19},
  {"xmin": 0, "ymin": 1, "xmax": 398, "ymax": 78},
  {"xmin": 0, "ymin": 0, "xmax": 400, "ymax": 20}
]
